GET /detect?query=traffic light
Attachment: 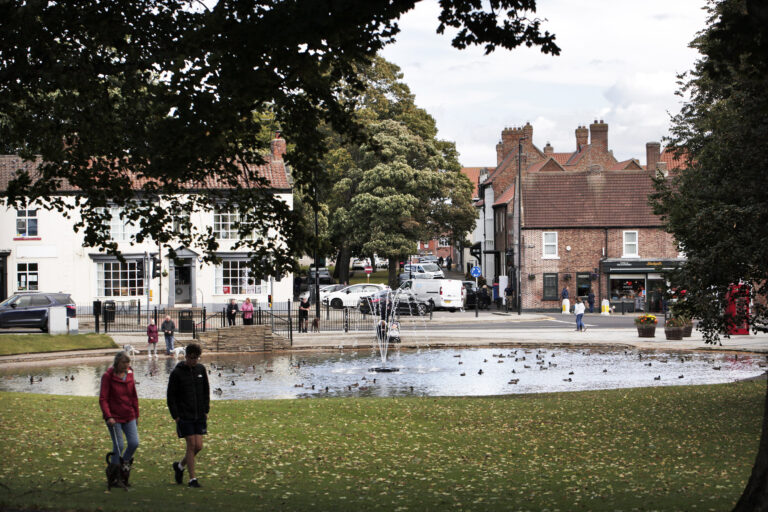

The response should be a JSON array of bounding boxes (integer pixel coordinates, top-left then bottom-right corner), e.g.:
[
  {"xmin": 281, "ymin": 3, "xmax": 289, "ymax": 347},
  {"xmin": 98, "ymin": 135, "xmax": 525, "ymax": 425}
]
[
  {"xmin": 268, "ymin": 294, "xmax": 272, "ymax": 308},
  {"xmin": 470, "ymin": 242, "xmax": 482, "ymax": 260},
  {"xmin": 151, "ymin": 256, "xmax": 160, "ymax": 278}
]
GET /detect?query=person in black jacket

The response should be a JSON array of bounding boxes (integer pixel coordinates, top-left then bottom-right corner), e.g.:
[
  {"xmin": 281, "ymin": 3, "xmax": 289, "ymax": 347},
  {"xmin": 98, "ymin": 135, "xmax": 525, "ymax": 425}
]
[
  {"xmin": 226, "ymin": 299, "xmax": 239, "ymax": 326},
  {"xmin": 167, "ymin": 343, "xmax": 210, "ymax": 488}
]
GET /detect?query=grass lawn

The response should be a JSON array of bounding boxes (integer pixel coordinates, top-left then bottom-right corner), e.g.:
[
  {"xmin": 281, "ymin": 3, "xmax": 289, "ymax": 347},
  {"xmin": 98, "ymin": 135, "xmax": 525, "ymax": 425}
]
[
  {"xmin": 0, "ymin": 380, "xmax": 764, "ymax": 511},
  {"xmin": 0, "ymin": 333, "xmax": 117, "ymax": 356},
  {"xmin": 348, "ymin": 270, "xmax": 390, "ymax": 285}
]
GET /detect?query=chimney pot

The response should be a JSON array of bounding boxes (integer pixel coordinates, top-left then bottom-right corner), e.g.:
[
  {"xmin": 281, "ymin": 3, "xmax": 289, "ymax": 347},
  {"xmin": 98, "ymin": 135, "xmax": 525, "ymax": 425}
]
[{"xmin": 646, "ymin": 141, "xmax": 661, "ymax": 172}]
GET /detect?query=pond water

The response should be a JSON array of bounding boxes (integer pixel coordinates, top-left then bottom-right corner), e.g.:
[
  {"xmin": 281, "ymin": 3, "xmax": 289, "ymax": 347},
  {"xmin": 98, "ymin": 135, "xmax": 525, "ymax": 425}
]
[{"xmin": 2, "ymin": 347, "xmax": 766, "ymax": 400}]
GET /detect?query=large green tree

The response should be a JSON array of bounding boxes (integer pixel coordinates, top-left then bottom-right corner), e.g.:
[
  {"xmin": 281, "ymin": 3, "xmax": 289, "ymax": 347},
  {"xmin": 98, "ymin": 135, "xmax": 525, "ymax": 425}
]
[
  {"xmin": 0, "ymin": 0, "xmax": 558, "ymax": 279},
  {"xmin": 319, "ymin": 57, "xmax": 475, "ymax": 285},
  {"xmin": 651, "ymin": 0, "xmax": 768, "ymax": 509}
]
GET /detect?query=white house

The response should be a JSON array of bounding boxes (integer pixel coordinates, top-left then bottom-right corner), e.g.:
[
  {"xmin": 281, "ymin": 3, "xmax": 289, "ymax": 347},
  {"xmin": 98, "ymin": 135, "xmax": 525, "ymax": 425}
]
[{"xmin": 0, "ymin": 136, "xmax": 294, "ymax": 309}]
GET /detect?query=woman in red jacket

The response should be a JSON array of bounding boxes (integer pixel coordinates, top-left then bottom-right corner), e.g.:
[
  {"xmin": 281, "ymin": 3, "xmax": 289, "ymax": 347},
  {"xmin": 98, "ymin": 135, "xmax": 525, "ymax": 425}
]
[{"xmin": 99, "ymin": 351, "xmax": 140, "ymax": 489}]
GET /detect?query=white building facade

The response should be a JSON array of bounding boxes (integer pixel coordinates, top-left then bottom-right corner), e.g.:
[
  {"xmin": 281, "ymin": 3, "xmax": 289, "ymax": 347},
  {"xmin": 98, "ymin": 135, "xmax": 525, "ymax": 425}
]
[{"xmin": 0, "ymin": 139, "xmax": 294, "ymax": 309}]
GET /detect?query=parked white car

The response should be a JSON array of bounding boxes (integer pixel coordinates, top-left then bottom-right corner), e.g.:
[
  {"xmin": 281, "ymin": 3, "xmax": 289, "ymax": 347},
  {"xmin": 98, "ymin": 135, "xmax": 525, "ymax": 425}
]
[
  {"xmin": 399, "ymin": 279, "xmax": 464, "ymax": 311},
  {"xmin": 400, "ymin": 263, "xmax": 444, "ymax": 280},
  {"xmin": 323, "ymin": 283, "xmax": 389, "ymax": 309}
]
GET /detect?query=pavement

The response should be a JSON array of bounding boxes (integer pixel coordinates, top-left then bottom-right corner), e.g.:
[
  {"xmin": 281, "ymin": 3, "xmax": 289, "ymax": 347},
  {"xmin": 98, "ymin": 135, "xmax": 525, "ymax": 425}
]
[{"xmin": 3, "ymin": 309, "xmax": 768, "ymax": 366}]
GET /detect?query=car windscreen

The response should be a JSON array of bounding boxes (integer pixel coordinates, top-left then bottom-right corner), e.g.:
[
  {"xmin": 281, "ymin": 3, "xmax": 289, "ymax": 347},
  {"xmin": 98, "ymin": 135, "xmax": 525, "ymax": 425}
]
[{"xmin": 421, "ymin": 264, "xmax": 440, "ymax": 272}]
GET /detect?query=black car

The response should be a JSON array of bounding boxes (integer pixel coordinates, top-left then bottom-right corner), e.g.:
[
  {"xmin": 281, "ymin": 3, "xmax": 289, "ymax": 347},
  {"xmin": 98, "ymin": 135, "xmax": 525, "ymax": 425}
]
[
  {"xmin": 0, "ymin": 292, "xmax": 76, "ymax": 331},
  {"xmin": 359, "ymin": 290, "xmax": 431, "ymax": 316},
  {"xmin": 462, "ymin": 281, "xmax": 490, "ymax": 309}
]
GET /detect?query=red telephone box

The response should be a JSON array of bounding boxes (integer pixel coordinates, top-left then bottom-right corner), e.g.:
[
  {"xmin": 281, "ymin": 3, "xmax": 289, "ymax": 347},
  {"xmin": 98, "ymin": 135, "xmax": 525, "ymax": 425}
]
[{"xmin": 725, "ymin": 284, "xmax": 750, "ymax": 335}]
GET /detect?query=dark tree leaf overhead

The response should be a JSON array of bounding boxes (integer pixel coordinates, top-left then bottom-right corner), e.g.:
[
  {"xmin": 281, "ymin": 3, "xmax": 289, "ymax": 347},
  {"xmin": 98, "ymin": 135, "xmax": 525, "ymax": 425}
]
[{"xmin": 0, "ymin": 0, "xmax": 558, "ymax": 278}]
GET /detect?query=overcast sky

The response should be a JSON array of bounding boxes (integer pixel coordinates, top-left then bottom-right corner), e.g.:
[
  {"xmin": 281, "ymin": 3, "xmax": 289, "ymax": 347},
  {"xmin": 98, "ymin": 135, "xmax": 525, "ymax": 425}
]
[{"xmin": 380, "ymin": 0, "xmax": 709, "ymax": 167}]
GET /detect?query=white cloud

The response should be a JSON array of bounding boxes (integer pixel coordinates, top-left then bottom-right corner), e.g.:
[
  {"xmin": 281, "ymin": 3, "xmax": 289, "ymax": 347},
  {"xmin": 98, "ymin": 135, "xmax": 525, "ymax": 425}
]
[{"xmin": 381, "ymin": 0, "xmax": 708, "ymax": 165}]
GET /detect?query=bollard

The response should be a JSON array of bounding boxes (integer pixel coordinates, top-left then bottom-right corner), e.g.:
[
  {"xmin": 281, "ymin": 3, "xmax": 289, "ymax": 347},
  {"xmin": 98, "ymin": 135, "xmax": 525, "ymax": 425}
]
[
  {"xmin": 601, "ymin": 299, "xmax": 610, "ymax": 316},
  {"xmin": 561, "ymin": 298, "xmax": 571, "ymax": 314}
]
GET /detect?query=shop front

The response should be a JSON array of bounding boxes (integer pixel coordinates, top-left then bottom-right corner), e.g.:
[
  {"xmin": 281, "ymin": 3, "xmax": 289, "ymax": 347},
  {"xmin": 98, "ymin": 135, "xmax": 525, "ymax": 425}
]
[{"xmin": 601, "ymin": 259, "xmax": 683, "ymax": 313}]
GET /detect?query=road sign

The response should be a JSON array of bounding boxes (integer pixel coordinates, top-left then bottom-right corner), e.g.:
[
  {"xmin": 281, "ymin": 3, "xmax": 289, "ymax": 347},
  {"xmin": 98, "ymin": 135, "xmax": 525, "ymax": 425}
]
[
  {"xmin": 364, "ymin": 266, "xmax": 373, "ymax": 275},
  {"xmin": 470, "ymin": 266, "xmax": 482, "ymax": 278}
]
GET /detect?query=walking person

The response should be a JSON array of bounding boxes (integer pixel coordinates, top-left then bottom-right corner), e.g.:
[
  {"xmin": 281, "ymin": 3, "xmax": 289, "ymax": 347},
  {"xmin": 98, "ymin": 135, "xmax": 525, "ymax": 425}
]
[
  {"xmin": 574, "ymin": 297, "xmax": 586, "ymax": 332},
  {"xmin": 587, "ymin": 289, "xmax": 595, "ymax": 314},
  {"xmin": 298, "ymin": 295, "xmax": 310, "ymax": 333},
  {"xmin": 241, "ymin": 297, "xmax": 254, "ymax": 326},
  {"xmin": 146, "ymin": 319, "xmax": 158, "ymax": 358},
  {"xmin": 161, "ymin": 315, "xmax": 176, "ymax": 355},
  {"xmin": 100, "ymin": 351, "xmax": 140, "ymax": 490},
  {"xmin": 168, "ymin": 343, "xmax": 210, "ymax": 488},
  {"xmin": 446, "ymin": 255, "xmax": 452, "ymax": 272},
  {"xmin": 226, "ymin": 299, "xmax": 239, "ymax": 326}
]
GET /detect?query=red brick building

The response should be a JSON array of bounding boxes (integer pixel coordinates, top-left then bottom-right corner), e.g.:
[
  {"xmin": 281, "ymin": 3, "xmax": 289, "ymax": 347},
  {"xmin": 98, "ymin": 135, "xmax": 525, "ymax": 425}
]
[{"xmin": 482, "ymin": 120, "xmax": 683, "ymax": 312}]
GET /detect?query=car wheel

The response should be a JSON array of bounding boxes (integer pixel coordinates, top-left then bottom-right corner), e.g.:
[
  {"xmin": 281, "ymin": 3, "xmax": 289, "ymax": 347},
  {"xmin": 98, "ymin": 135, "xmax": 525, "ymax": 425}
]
[
  {"xmin": 330, "ymin": 298, "xmax": 343, "ymax": 309},
  {"xmin": 416, "ymin": 303, "xmax": 427, "ymax": 316}
]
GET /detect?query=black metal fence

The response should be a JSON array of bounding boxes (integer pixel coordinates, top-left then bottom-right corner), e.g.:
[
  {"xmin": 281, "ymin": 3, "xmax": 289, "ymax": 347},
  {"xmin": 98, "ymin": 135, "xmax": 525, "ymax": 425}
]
[{"xmin": 76, "ymin": 301, "xmax": 379, "ymax": 337}]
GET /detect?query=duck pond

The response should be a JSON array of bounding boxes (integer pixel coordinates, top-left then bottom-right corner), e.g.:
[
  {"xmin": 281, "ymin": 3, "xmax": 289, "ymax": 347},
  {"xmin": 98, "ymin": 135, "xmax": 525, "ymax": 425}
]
[{"xmin": 2, "ymin": 347, "xmax": 766, "ymax": 400}]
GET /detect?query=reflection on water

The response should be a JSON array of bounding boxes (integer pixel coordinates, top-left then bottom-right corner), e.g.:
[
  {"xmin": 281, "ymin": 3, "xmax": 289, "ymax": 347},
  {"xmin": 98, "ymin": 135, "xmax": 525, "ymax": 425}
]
[{"xmin": 1, "ymin": 348, "xmax": 765, "ymax": 400}]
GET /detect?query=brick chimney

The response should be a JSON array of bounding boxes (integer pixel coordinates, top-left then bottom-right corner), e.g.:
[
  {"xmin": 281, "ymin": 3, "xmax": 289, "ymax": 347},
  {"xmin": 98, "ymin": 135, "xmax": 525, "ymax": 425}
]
[
  {"xmin": 589, "ymin": 120, "xmax": 608, "ymax": 151},
  {"xmin": 543, "ymin": 142, "xmax": 554, "ymax": 155},
  {"xmin": 496, "ymin": 142, "xmax": 504, "ymax": 165},
  {"xmin": 270, "ymin": 131, "xmax": 286, "ymax": 160},
  {"xmin": 646, "ymin": 141, "xmax": 661, "ymax": 172},
  {"xmin": 500, "ymin": 126, "xmax": 524, "ymax": 162},
  {"xmin": 522, "ymin": 122, "xmax": 533, "ymax": 142},
  {"xmin": 575, "ymin": 125, "xmax": 588, "ymax": 151}
]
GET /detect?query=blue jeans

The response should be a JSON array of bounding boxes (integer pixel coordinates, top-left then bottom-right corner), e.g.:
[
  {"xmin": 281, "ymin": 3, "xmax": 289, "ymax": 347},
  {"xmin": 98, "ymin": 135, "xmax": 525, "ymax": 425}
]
[
  {"xmin": 108, "ymin": 420, "xmax": 139, "ymax": 465},
  {"xmin": 165, "ymin": 334, "xmax": 174, "ymax": 354},
  {"xmin": 576, "ymin": 313, "xmax": 585, "ymax": 331}
]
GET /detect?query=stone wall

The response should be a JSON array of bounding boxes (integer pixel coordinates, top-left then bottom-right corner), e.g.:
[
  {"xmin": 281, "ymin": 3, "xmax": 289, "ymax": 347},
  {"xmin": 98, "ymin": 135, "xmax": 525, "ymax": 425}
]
[{"xmin": 196, "ymin": 324, "xmax": 291, "ymax": 352}]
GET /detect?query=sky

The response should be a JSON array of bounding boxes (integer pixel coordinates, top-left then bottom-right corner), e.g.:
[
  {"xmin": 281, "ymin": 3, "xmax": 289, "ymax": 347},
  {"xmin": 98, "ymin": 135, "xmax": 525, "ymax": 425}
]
[{"xmin": 380, "ymin": 0, "xmax": 709, "ymax": 167}]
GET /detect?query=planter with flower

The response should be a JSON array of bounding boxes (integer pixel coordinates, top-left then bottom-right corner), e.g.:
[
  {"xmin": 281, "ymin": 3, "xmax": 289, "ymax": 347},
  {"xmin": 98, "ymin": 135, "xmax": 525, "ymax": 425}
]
[
  {"xmin": 664, "ymin": 316, "xmax": 687, "ymax": 340},
  {"xmin": 679, "ymin": 316, "xmax": 694, "ymax": 337},
  {"xmin": 635, "ymin": 314, "xmax": 657, "ymax": 337}
]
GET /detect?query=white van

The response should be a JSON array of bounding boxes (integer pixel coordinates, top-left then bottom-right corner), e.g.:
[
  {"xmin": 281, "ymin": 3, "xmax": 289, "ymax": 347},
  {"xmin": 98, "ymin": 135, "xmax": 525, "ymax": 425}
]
[{"xmin": 398, "ymin": 279, "xmax": 464, "ymax": 311}]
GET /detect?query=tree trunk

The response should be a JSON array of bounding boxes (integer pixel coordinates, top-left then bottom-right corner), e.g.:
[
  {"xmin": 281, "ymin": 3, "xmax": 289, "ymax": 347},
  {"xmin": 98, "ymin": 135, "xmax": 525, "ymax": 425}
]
[
  {"xmin": 336, "ymin": 246, "xmax": 352, "ymax": 286},
  {"xmin": 388, "ymin": 257, "xmax": 399, "ymax": 290},
  {"xmin": 733, "ymin": 375, "xmax": 768, "ymax": 512}
]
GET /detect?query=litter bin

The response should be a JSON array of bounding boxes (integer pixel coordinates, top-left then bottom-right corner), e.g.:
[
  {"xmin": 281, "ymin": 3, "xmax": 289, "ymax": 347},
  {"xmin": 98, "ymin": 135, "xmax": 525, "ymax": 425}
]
[
  {"xmin": 179, "ymin": 309, "xmax": 194, "ymax": 333},
  {"xmin": 103, "ymin": 300, "xmax": 116, "ymax": 323}
]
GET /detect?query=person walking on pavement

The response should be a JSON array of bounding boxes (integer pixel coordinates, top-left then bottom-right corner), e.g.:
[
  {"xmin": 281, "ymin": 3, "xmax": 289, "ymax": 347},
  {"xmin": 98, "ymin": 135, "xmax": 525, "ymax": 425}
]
[
  {"xmin": 161, "ymin": 315, "xmax": 176, "ymax": 355},
  {"xmin": 574, "ymin": 297, "xmax": 586, "ymax": 332},
  {"xmin": 100, "ymin": 351, "xmax": 140, "ymax": 490},
  {"xmin": 587, "ymin": 289, "xmax": 595, "ymax": 314},
  {"xmin": 226, "ymin": 299, "xmax": 239, "ymax": 326},
  {"xmin": 168, "ymin": 343, "xmax": 210, "ymax": 488},
  {"xmin": 298, "ymin": 296, "xmax": 310, "ymax": 333},
  {"xmin": 561, "ymin": 286, "xmax": 569, "ymax": 300},
  {"xmin": 446, "ymin": 255, "xmax": 452, "ymax": 272}
]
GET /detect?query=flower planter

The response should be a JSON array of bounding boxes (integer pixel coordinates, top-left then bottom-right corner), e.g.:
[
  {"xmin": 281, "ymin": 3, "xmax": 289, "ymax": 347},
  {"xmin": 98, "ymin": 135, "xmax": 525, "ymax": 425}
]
[
  {"xmin": 636, "ymin": 325, "xmax": 656, "ymax": 338},
  {"xmin": 683, "ymin": 324, "xmax": 693, "ymax": 337},
  {"xmin": 665, "ymin": 326, "xmax": 684, "ymax": 340}
]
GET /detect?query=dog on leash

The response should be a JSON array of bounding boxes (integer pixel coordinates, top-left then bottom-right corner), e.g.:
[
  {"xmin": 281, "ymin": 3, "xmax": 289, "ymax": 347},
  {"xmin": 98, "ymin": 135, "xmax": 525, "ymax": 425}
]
[
  {"xmin": 122, "ymin": 345, "xmax": 139, "ymax": 357},
  {"xmin": 311, "ymin": 317, "xmax": 320, "ymax": 333},
  {"xmin": 171, "ymin": 346, "xmax": 186, "ymax": 358}
]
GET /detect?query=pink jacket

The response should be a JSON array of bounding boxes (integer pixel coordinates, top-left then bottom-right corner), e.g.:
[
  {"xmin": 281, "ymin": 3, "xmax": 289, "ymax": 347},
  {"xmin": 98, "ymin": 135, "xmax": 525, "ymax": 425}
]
[{"xmin": 241, "ymin": 301, "xmax": 254, "ymax": 320}]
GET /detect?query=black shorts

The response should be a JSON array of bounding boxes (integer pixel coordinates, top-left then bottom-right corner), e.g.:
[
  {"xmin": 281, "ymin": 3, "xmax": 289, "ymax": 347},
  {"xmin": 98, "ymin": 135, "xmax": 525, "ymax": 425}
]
[{"xmin": 176, "ymin": 418, "xmax": 207, "ymax": 438}]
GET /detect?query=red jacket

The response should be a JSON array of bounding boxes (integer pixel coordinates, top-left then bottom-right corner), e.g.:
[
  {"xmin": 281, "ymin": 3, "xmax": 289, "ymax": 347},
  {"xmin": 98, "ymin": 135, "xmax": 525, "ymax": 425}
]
[
  {"xmin": 99, "ymin": 366, "xmax": 139, "ymax": 423},
  {"xmin": 147, "ymin": 324, "xmax": 159, "ymax": 343}
]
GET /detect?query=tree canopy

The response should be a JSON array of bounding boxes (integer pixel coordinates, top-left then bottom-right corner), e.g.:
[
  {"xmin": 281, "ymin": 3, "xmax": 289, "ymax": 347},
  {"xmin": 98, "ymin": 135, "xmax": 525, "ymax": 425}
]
[
  {"xmin": 0, "ymin": 0, "xmax": 558, "ymax": 279},
  {"xmin": 650, "ymin": 1, "xmax": 768, "ymax": 509}
]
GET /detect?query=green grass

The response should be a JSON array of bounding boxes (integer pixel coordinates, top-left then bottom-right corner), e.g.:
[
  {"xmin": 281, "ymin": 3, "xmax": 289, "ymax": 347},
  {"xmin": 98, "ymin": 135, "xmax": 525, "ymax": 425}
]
[
  {"xmin": 348, "ymin": 269, "xmax": 390, "ymax": 285},
  {"xmin": 0, "ymin": 380, "xmax": 764, "ymax": 511},
  {"xmin": 0, "ymin": 333, "xmax": 117, "ymax": 356}
]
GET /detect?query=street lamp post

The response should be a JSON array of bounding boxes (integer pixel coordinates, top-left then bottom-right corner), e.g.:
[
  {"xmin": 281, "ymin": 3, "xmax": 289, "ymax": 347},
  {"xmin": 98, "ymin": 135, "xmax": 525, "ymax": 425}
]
[{"xmin": 517, "ymin": 137, "xmax": 524, "ymax": 315}]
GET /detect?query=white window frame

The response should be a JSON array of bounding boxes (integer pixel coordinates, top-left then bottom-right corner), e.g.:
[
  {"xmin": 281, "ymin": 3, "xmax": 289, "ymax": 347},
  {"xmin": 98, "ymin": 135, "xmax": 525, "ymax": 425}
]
[
  {"xmin": 438, "ymin": 237, "xmax": 450, "ymax": 248},
  {"xmin": 623, "ymin": 231, "xmax": 639, "ymax": 258},
  {"xmin": 542, "ymin": 232, "xmax": 559, "ymax": 259},
  {"xmin": 17, "ymin": 262, "xmax": 39, "ymax": 291},
  {"xmin": 97, "ymin": 259, "xmax": 146, "ymax": 297},
  {"xmin": 213, "ymin": 207, "xmax": 254, "ymax": 240},
  {"xmin": 16, "ymin": 209, "xmax": 38, "ymax": 237},
  {"xmin": 215, "ymin": 259, "xmax": 265, "ymax": 295},
  {"xmin": 104, "ymin": 207, "xmax": 139, "ymax": 242}
]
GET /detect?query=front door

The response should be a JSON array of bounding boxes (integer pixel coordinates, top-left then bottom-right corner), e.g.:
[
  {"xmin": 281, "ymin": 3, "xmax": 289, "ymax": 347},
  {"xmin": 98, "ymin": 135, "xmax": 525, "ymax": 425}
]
[{"xmin": 174, "ymin": 259, "xmax": 192, "ymax": 304}]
